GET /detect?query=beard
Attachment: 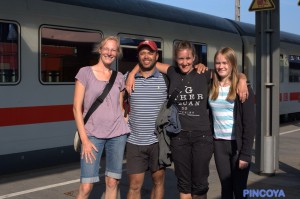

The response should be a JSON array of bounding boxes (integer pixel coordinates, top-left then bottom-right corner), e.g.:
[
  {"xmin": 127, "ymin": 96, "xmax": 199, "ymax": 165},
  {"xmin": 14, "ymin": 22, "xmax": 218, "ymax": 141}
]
[{"xmin": 139, "ymin": 61, "xmax": 157, "ymax": 72}]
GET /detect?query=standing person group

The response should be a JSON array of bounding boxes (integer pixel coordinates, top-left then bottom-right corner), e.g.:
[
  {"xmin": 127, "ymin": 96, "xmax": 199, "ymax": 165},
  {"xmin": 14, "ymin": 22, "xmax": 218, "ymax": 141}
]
[
  {"xmin": 73, "ymin": 36, "xmax": 130, "ymax": 199},
  {"xmin": 126, "ymin": 40, "xmax": 249, "ymax": 199},
  {"xmin": 73, "ymin": 36, "xmax": 253, "ymax": 199},
  {"xmin": 209, "ymin": 47, "xmax": 256, "ymax": 199},
  {"xmin": 125, "ymin": 40, "xmax": 207, "ymax": 199}
]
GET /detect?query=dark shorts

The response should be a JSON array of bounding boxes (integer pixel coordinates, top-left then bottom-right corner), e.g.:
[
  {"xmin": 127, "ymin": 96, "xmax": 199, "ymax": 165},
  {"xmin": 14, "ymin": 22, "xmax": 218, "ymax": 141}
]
[
  {"xmin": 126, "ymin": 142, "xmax": 164, "ymax": 174},
  {"xmin": 170, "ymin": 130, "xmax": 213, "ymax": 195}
]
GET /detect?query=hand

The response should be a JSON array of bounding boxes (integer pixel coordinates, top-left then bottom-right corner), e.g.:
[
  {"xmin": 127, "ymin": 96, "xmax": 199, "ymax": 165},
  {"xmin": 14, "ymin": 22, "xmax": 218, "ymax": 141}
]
[
  {"xmin": 194, "ymin": 63, "xmax": 208, "ymax": 74},
  {"xmin": 125, "ymin": 72, "xmax": 135, "ymax": 95},
  {"xmin": 239, "ymin": 160, "xmax": 249, "ymax": 169},
  {"xmin": 81, "ymin": 140, "xmax": 98, "ymax": 164},
  {"xmin": 124, "ymin": 114, "xmax": 129, "ymax": 123},
  {"xmin": 237, "ymin": 78, "xmax": 248, "ymax": 103}
]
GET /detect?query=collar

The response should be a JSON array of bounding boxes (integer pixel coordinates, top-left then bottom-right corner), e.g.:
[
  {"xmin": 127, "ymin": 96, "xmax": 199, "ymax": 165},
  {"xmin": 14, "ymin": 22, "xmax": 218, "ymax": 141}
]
[{"xmin": 135, "ymin": 67, "xmax": 160, "ymax": 78}]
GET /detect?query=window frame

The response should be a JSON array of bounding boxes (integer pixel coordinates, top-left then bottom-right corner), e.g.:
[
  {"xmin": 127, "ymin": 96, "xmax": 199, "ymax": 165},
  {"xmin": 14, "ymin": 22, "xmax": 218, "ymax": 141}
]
[
  {"xmin": 117, "ymin": 33, "xmax": 163, "ymax": 74},
  {"xmin": 0, "ymin": 20, "xmax": 20, "ymax": 85},
  {"xmin": 39, "ymin": 25, "xmax": 103, "ymax": 85}
]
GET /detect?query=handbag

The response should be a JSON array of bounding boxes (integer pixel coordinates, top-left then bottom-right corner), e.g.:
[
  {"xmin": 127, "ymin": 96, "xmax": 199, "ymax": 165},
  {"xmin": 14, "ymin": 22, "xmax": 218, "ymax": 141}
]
[{"xmin": 74, "ymin": 70, "xmax": 117, "ymax": 152}]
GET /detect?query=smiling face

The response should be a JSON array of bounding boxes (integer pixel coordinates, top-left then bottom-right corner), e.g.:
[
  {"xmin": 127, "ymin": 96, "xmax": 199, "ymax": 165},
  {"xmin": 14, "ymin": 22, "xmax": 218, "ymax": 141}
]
[
  {"xmin": 214, "ymin": 53, "xmax": 232, "ymax": 80},
  {"xmin": 99, "ymin": 39, "xmax": 119, "ymax": 66},
  {"xmin": 176, "ymin": 49, "xmax": 195, "ymax": 74},
  {"xmin": 138, "ymin": 46, "xmax": 158, "ymax": 71}
]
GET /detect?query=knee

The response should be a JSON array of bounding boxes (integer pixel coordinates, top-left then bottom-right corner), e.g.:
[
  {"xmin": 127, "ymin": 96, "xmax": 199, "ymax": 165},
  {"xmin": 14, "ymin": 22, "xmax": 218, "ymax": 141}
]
[
  {"xmin": 78, "ymin": 183, "xmax": 93, "ymax": 197},
  {"xmin": 129, "ymin": 180, "xmax": 142, "ymax": 191},
  {"xmin": 106, "ymin": 177, "xmax": 119, "ymax": 190},
  {"xmin": 152, "ymin": 169, "xmax": 165, "ymax": 187},
  {"xmin": 152, "ymin": 176, "xmax": 165, "ymax": 187}
]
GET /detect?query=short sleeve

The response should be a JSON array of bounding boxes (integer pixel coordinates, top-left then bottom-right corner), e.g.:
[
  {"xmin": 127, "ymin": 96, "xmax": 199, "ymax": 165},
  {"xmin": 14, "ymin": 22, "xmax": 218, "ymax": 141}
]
[
  {"xmin": 75, "ymin": 67, "xmax": 89, "ymax": 87},
  {"xmin": 118, "ymin": 72, "xmax": 126, "ymax": 91},
  {"xmin": 166, "ymin": 65, "xmax": 176, "ymax": 78}
]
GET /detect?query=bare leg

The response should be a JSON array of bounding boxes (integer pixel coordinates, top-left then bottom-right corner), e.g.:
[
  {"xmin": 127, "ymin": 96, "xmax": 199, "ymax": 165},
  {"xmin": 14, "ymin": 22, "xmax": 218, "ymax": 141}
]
[
  {"xmin": 76, "ymin": 183, "xmax": 93, "ymax": 199},
  {"xmin": 127, "ymin": 173, "xmax": 145, "ymax": 199},
  {"xmin": 150, "ymin": 169, "xmax": 165, "ymax": 199},
  {"xmin": 105, "ymin": 176, "xmax": 119, "ymax": 199},
  {"xmin": 180, "ymin": 192, "xmax": 192, "ymax": 199}
]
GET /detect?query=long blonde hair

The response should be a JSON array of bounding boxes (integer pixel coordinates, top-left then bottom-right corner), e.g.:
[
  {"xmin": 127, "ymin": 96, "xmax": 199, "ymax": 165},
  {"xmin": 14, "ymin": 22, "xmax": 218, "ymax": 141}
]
[{"xmin": 210, "ymin": 47, "xmax": 239, "ymax": 101}]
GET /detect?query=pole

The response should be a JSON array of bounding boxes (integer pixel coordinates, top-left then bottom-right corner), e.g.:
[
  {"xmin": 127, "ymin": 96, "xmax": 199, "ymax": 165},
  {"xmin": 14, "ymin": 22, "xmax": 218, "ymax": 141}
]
[
  {"xmin": 255, "ymin": 0, "xmax": 280, "ymax": 175},
  {"xmin": 235, "ymin": 0, "xmax": 240, "ymax": 21}
]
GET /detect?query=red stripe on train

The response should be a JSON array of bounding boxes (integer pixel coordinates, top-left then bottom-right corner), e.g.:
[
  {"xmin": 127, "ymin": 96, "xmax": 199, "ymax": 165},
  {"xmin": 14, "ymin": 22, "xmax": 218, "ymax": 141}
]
[
  {"xmin": 279, "ymin": 92, "xmax": 300, "ymax": 102},
  {"xmin": 0, "ymin": 105, "xmax": 74, "ymax": 126},
  {"xmin": 290, "ymin": 92, "xmax": 300, "ymax": 101}
]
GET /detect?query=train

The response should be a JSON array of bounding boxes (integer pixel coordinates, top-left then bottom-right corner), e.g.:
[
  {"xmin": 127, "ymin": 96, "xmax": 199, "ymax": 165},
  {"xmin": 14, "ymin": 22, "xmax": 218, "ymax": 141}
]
[{"xmin": 0, "ymin": 0, "xmax": 300, "ymax": 174}]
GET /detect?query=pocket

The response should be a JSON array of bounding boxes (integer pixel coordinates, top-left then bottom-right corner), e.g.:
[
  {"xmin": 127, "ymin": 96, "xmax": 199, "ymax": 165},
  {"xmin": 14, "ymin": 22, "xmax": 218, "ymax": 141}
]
[{"xmin": 205, "ymin": 135, "xmax": 213, "ymax": 143}]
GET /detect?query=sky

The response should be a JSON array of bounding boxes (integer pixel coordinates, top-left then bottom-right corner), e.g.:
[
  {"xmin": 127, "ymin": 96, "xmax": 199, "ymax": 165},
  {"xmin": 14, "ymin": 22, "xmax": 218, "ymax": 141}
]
[{"xmin": 148, "ymin": 0, "xmax": 300, "ymax": 35}]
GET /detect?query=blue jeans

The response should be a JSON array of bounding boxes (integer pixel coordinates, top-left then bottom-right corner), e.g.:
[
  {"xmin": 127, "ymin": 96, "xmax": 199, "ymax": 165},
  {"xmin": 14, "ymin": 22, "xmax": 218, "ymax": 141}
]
[{"xmin": 80, "ymin": 135, "xmax": 127, "ymax": 183}]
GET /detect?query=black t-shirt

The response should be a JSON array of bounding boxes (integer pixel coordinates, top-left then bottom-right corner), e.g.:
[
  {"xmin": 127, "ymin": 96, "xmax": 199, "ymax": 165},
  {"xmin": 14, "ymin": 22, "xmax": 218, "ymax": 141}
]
[{"xmin": 167, "ymin": 66, "xmax": 211, "ymax": 131}]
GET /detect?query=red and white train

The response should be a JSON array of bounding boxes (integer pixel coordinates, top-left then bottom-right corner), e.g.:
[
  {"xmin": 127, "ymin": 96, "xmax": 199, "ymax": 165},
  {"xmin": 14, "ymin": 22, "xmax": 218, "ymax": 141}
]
[{"xmin": 0, "ymin": 0, "xmax": 299, "ymax": 174}]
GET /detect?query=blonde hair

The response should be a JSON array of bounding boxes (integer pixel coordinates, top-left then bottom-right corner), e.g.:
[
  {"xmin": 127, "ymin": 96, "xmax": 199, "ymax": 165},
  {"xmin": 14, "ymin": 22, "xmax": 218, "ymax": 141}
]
[
  {"xmin": 210, "ymin": 47, "xmax": 239, "ymax": 101},
  {"xmin": 94, "ymin": 36, "xmax": 123, "ymax": 58}
]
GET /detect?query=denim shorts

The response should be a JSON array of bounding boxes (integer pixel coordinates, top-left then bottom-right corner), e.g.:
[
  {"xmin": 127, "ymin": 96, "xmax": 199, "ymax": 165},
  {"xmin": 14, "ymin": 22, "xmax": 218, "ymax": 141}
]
[{"xmin": 80, "ymin": 134, "xmax": 128, "ymax": 183}]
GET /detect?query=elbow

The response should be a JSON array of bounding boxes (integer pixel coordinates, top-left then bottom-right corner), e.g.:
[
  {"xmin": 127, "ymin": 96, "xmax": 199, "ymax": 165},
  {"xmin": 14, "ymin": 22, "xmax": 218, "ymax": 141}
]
[{"xmin": 73, "ymin": 105, "xmax": 81, "ymax": 117}]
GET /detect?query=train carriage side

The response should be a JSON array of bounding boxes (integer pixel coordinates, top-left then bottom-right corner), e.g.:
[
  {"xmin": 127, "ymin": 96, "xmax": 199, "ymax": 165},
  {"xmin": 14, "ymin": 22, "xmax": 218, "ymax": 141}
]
[
  {"xmin": 0, "ymin": 0, "xmax": 244, "ymax": 173},
  {"xmin": 279, "ymin": 32, "xmax": 300, "ymax": 121},
  {"xmin": 228, "ymin": 20, "xmax": 300, "ymax": 122}
]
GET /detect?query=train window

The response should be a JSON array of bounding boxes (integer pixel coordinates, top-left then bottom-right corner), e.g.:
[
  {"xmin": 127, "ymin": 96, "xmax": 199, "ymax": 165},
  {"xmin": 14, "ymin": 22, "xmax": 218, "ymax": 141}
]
[
  {"xmin": 40, "ymin": 27, "xmax": 102, "ymax": 83},
  {"xmin": 173, "ymin": 40, "xmax": 207, "ymax": 67},
  {"xmin": 0, "ymin": 21, "xmax": 19, "ymax": 84},
  {"xmin": 289, "ymin": 55, "xmax": 300, "ymax": 83},
  {"xmin": 118, "ymin": 35, "xmax": 163, "ymax": 74}
]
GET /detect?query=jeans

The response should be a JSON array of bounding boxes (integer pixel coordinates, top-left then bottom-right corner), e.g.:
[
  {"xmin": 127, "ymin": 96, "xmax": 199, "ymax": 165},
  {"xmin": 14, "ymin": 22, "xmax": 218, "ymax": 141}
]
[
  {"xmin": 214, "ymin": 139, "xmax": 250, "ymax": 199},
  {"xmin": 80, "ymin": 134, "xmax": 127, "ymax": 183},
  {"xmin": 170, "ymin": 130, "xmax": 213, "ymax": 195}
]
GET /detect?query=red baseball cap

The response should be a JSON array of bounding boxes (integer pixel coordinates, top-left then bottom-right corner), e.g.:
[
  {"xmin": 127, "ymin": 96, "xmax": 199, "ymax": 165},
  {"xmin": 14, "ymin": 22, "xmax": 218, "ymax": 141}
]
[{"xmin": 137, "ymin": 40, "xmax": 158, "ymax": 51}]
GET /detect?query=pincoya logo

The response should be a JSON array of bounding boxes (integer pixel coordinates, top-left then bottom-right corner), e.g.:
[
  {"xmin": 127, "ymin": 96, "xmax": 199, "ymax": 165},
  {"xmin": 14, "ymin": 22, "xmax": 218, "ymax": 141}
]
[{"xmin": 243, "ymin": 189, "xmax": 285, "ymax": 198}]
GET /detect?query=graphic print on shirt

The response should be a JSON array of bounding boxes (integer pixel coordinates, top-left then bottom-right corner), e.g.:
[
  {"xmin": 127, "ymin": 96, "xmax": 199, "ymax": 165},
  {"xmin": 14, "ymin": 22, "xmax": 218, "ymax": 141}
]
[{"xmin": 176, "ymin": 84, "xmax": 205, "ymax": 116}]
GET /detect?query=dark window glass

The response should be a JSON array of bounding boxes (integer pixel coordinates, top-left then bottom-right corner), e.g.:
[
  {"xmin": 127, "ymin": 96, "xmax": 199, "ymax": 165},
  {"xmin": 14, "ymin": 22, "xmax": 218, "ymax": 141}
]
[
  {"xmin": 0, "ymin": 21, "xmax": 19, "ymax": 83},
  {"xmin": 118, "ymin": 36, "xmax": 162, "ymax": 74},
  {"xmin": 289, "ymin": 55, "xmax": 300, "ymax": 83},
  {"xmin": 40, "ymin": 27, "xmax": 102, "ymax": 83}
]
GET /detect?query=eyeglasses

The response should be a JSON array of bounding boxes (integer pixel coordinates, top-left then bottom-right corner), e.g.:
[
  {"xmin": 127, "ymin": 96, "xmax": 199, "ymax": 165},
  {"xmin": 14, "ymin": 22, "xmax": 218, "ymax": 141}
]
[{"xmin": 102, "ymin": 47, "xmax": 117, "ymax": 53}]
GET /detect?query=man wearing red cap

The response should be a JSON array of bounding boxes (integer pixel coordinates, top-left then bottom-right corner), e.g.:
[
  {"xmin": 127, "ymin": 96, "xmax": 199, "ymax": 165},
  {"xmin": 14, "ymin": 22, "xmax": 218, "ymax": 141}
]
[{"xmin": 125, "ymin": 40, "xmax": 168, "ymax": 199}]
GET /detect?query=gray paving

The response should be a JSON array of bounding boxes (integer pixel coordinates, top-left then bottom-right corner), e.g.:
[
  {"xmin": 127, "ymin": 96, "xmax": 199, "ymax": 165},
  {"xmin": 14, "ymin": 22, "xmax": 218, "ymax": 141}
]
[{"xmin": 0, "ymin": 123, "xmax": 299, "ymax": 199}]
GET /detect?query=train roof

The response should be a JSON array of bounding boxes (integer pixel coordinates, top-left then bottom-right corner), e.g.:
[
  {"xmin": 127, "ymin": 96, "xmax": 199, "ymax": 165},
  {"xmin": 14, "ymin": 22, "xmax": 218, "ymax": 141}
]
[
  {"xmin": 43, "ymin": 0, "xmax": 239, "ymax": 34},
  {"xmin": 228, "ymin": 20, "xmax": 300, "ymax": 45}
]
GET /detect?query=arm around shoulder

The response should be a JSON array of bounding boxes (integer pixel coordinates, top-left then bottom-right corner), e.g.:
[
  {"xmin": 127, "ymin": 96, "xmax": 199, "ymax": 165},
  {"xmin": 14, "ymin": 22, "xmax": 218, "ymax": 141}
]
[{"xmin": 155, "ymin": 62, "xmax": 170, "ymax": 74}]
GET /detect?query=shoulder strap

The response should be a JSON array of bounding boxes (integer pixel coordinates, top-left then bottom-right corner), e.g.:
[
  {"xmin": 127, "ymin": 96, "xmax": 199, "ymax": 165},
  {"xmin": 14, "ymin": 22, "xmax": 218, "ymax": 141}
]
[{"xmin": 83, "ymin": 70, "xmax": 118, "ymax": 124}]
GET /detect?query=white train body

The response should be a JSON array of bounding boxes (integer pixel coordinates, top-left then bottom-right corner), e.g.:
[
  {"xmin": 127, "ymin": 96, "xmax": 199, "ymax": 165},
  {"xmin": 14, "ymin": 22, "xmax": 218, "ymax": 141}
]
[{"xmin": 0, "ymin": 0, "xmax": 299, "ymax": 173}]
